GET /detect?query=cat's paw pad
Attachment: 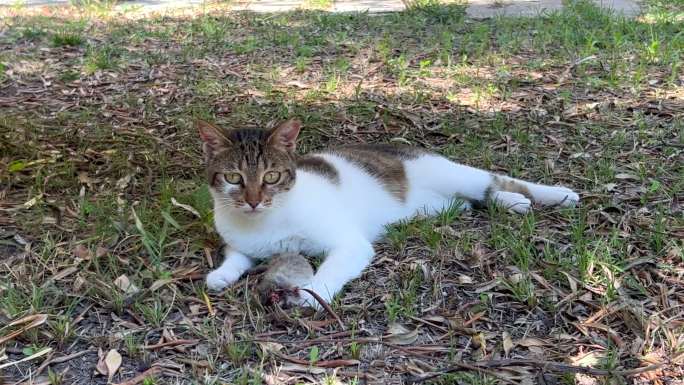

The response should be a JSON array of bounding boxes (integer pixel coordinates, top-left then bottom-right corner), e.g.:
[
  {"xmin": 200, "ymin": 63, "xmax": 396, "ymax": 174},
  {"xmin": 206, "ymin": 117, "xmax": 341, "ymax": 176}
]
[
  {"xmin": 492, "ymin": 191, "xmax": 532, "ymax": 214},
  {"xmin": 206, "ymin": 268, "xmax": 241, "ymax": 291},
  {"xmin": 536, "ymin": 186, "xmax": 580, "ymax": 207}
]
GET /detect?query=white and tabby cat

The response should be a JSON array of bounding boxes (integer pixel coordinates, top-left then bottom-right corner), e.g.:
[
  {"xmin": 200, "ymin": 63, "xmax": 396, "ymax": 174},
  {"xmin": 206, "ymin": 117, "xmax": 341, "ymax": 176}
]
[{"xmin": 199, "ymin": 119, "xmax": 579, "ymax": 306}]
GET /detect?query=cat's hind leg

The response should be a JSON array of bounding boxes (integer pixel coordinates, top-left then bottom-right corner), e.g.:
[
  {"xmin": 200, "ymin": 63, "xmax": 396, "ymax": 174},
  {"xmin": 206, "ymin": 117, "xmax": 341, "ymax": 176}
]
[
  {"xmin": 490, "ymin": 174, "xmax": 580, "ymax": 209},
  {"xmin": 406, "ymin": 155, "xmax": 579, "ymax": 214},
  {"xmin": 491, "ymin": 191, "xmax": 532, "ymax": 214}
]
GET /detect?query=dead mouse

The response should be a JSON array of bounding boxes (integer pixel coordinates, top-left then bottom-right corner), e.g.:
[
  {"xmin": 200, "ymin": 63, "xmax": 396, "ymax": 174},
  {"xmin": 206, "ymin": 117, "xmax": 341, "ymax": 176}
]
[{"xmin": 255, "ymin": 252, "xmax": 314, "ymax": 307}]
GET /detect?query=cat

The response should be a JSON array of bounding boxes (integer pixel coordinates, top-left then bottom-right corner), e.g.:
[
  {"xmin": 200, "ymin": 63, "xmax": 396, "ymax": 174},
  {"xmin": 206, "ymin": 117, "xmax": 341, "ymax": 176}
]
[{"xmin": 198, "ymin": 118, "xmax": 579, "ymax": 307}]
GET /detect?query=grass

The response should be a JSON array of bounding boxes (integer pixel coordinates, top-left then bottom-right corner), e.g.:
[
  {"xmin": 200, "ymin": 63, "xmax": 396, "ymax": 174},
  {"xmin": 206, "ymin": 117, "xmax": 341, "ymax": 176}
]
[
  {"xmin": 0, "ymin": 0, "xmax": 683, "ymax": 384},
  {"xmin": 51, "ymin": 27, "xmax": 85, "ymax": 47},
  {"xmin": 83, "ymin": 44, "xmax": 120, "ymax": 74}
]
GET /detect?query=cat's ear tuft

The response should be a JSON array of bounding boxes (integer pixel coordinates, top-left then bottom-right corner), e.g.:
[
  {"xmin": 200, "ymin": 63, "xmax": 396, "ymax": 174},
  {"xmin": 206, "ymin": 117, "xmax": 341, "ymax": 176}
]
[
  {"xmin": 267, "ymin": 119, "xmax": 301, "ymax": 152},
  {"xmin": 197, "ymin": 120, "xmax": 230, "ymax": 157}
]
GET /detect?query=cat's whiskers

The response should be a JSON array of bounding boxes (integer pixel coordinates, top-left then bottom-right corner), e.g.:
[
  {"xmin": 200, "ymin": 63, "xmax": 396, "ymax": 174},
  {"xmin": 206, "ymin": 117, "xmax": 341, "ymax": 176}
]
[
  {"xmin": 216, "ymin": 194, "xmax": 285, "ymax": 211},
  {"xmin": 214, "ymin": 199, "xmax": 240, "ymax": 211}
]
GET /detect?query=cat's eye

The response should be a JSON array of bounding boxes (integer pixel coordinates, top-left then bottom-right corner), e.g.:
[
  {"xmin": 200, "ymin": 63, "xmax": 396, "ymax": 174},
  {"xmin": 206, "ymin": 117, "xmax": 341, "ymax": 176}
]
[
  {"xmin": 263, "ymin": 171, "xmax": 281, "ymax": 184},
  {"xmin": 224, "ymin": 172, "xmax": 242, "ymax": 185}
]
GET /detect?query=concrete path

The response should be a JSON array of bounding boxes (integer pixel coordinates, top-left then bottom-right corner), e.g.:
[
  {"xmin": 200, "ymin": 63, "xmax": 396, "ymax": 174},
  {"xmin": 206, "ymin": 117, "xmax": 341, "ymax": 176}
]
[
  {"xmin": 0, "ymin": 0, "xmax": 642, "ymax": 18},
  {"xmin": 465, "ymin": 0, "xmax": 640, "ymax": 18},
  {"xmin": 233, "ymin": 0, "xmax": 641, "ymax": 16}
]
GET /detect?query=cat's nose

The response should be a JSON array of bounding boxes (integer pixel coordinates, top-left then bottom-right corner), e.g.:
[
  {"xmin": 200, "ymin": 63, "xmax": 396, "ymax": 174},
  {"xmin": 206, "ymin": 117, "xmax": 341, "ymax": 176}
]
[{"xmin": 244, "ymin": 188, "xmax": 262, "ymax": 209}]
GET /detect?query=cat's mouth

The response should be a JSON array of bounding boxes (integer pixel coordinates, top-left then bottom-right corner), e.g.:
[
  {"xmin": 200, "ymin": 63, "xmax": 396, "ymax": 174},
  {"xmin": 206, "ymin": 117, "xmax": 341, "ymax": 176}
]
[{"xmin": 242, "ymin": 207, "xmax": 265, "ymax": 215}]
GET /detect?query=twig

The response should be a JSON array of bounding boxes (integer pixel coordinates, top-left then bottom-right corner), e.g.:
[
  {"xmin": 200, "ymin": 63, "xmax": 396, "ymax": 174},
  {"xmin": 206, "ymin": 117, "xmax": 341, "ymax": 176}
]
[
  {"xmin": 273, "ymin": 351, "xmax": 359, "ymax": 368},
  {"xmin": 299, "ymin": 288, "xmax": 346, "ymax": 331},
  {"xmin": 255, "ymin": 330, "xmax": 290, "ymax": 338},
  {"xmin": 143, "ymin": 339, "xmax": 199, "ymax": 350},
  {"xmin": 0, "ymin": 348, "xmax": 52, "ymax": 370},
  {"xmin": 583, "ymin": 303, "xmax": 627, "ymax": 324},
  {"xmin": 48, "ymin": 349, "xmax": 92, "ymax": 365},
  {"xmin": 35, "ymin": 349, "xmax": 92, "ymax": 377},
  {"xmin": 409, "ymin": 316, "xmax": 448, "ymax": 332}
]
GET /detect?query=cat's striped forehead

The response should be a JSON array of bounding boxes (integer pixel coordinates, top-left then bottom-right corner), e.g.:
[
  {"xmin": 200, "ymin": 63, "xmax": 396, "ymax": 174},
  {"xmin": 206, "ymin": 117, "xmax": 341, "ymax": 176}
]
[
  {"xmin": 227, "ymin": 129, "xmax": 271, "ymax": 167},
  {"xmin": 226, "ymin": 128, "xmax": 271, "ymax": 144},
  {"xmin": 210, "ymin": 128, "xmax": 291, "ymax": 168}
]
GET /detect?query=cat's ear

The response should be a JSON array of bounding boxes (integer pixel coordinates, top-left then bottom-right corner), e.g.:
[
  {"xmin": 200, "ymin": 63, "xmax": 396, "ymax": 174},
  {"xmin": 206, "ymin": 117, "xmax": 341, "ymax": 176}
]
[
  {"xmin": 267, "ymin": 119, "xmax": 301, "ymax": 152},
  {"xmin": 197, "ymin": 120, "xmax": 230, "ymax": 157}
]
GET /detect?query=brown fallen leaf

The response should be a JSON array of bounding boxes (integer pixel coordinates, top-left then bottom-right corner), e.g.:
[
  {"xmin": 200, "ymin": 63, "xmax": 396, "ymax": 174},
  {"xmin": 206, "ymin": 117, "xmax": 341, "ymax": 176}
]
[
  {"xmin": 474, "ymin": 279, "xmax": 500, "ymax": 293},
  {"xmin": 385, "ymin": 323, "xmax": 420, "ymax": 345},
  {"xmin": 96, "ymin": 349, "xmax": 107, "ymax": 376},
  {"xmin": 502, "ymin": 331, "xmax": 513, "ymax": 357},
  {"xmin": 72, "ymin": 244, "xmax": 91, "ymax": 260},
  {"xmin": 72, "ymin": 275, "xmax": 86, "ymax": 293},
  {"xmin": 615, "ymin": 173, "xmax": 639, "ymax": 181},
  {"xmin": 49, "ymin": 266, "xmax": 79, "ymax": 282},
  {"xmin": 105, "ymin": 349, "xmax": 122, "ymax": 383},
  {"xmin": 279, "ymin": 363, "xmax": 326, "ymax": 374},
  {"xmin": 113, "ymin": 275, "xmax": 139, "ymax": 295},
  {"xmin": 78, "ymin": 171, "xmax": 95, "ymax": 185},
  {"xmin": 508, "ymin": 273, "xmax": 524, "ymax": 284},
  {"xmin": 116, "ymin": 174, "xmax": 132, "ymax": 190},
  {"xmin": 456, "ymin": 274, "xmax": 473, "ymax": 284},
  {"xmin": 96, "ymin": 246, "xmax": 109, "ymax": 258},
  {"xmin": 189, "ymin": 304, "xmax": 201, "ymax": 315},
  {"xmin": 472, "ymin": 332, "xmax": 487, "ymax": 360},
  {"xmin": 0, "ymin": 314, "xmax": 48, "ymax": 345},
  {"xmin": 149, "ymin": 278, "xmax": 173, "ymax": 292},
  {"xmin": 257, "ymin": 341, "xmax": 284, "ymax": 355},
  {"xmin": 434, "ymin": 226, "xmax": 458, "ymax": 237},
  {"xmin": 422, "ymin": 315, "xmax": 448, "ymax": 324},
  {"xmin": 468, "ymin": 242, "xmax": 488, "ymax": 267},
  {"xmin": 570, "ymin": 351, "xmax": 606, "ymax": 367}
]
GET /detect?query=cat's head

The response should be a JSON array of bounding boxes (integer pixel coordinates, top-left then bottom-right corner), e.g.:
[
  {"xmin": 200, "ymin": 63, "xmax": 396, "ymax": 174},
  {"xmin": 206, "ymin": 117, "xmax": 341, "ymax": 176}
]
[{"xmin": 197, "ymin": 119, "xmax": 301, "ymax": 216}]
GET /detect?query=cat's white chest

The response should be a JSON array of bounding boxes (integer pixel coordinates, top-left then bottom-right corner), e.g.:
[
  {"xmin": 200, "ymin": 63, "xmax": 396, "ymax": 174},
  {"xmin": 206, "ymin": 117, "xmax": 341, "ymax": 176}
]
[
  {"xmin": 254, "ymin": 235, "xmax": 320, "ymax": 259},
  {"xmin": 237, "ymin": 235, "xmax": 322, "ymax": 259},
  {"xmin": 217, "ymin": 219, "xmax": 322, "ymax": 260}
]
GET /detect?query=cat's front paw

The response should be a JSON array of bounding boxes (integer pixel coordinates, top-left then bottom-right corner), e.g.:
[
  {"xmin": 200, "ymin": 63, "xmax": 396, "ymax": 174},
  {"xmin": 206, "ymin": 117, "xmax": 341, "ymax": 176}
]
[
  {"xmin": 206, "ymin": 268, "xmax": 242, "ymax": 291},
  {"xmin": 535, "ymin": 185, "xmax": 580, "ymax": 207}
]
